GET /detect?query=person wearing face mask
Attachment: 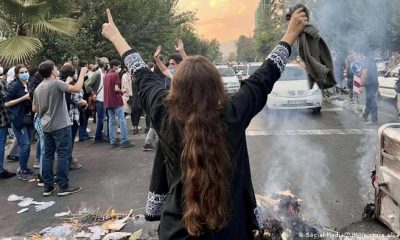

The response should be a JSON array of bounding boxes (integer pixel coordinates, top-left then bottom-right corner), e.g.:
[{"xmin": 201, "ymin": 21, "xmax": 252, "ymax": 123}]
[
  {"xmin": 104, "ymin": 59, "xmax": 135, "ymax": 148},
  {"xmin": 4, "ymin": 64, "xmax": 34, "ymax": 181}
]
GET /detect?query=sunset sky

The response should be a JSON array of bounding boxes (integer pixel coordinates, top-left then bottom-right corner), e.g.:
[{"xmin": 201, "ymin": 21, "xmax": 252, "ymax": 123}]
[{"xmin": 177, "ymin": 0, "xmax": 260, "ymax": 55}]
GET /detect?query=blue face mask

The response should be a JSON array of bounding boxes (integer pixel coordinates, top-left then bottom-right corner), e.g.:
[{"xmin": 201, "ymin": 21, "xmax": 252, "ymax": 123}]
[
  {"xmin": 19, "ymin": 72, "xmax": 30, "ymax": 81},
  {"xmin": 168, "ymin": 67, "xmax": 176, "ymax": 76}
]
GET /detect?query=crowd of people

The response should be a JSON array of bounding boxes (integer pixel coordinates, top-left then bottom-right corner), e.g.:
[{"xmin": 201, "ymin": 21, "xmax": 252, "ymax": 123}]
[{"xmin": 0, "ymin": 35, "xmax": 189, "ymax": 196}]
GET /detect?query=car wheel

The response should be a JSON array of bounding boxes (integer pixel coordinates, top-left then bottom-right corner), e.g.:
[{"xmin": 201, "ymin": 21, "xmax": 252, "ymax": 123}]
[{"xmin": 312, "ymin": 107, "xmax": 321, "ymax": 114}]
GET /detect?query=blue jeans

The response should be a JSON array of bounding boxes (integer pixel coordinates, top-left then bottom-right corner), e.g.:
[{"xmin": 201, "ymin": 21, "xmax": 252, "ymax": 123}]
[
  {"xmin": 43, "ymin": 126, "xmax": 71, "ymax": 189},
  {"xmin": 95, "ymin": 101, "xmax": 107, "ymax": 140},
  {"xmin": 12, "ymin": 125, "xmax": 33, "ymax": 171},
  {"xmin": 0, "ymin": 127, "xmax": 7, "ymax": 172},
  {"xmin": 35, "ymin": 138, "xmax": 44, "ymax": 175},
  {"xmin": 78, "ymin": 109, "xmax": 89, "ymax": 140},
  {"xmin": 363, "ymin": 85, "xmax": 378, "ymax": 123},
  {"xmin": 107, "ymin": 107, "xmax": 129, "ymax": 144}
]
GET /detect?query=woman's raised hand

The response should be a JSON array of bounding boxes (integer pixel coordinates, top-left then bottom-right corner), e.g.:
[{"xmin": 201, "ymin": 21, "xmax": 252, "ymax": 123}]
[
  {"xmin": 101, "ymin": 9, "xmax": 132, "ymax": 56},
  {"xmin": 281, "ymin": 8, "xmax": 309, "ymax": 46},
  {"xmin": 102, "ymin": 9, "xmax": 121, "ymax": 42}
]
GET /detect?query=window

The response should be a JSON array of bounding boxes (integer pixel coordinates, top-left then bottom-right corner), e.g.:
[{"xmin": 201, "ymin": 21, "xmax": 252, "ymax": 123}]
[
  {"xmin": 218, "ymin": 68, "xmax": 236, "ymax": 77},
  {"xmin": 280, "ymin": 66, "xmax": 308, "ymax": 81}
]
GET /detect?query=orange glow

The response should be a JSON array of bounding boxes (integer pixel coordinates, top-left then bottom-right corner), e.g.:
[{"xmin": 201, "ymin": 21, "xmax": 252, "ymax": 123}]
[{"xmin": 177, "ymin": 0, "xmax": 259, "ymax": 43}]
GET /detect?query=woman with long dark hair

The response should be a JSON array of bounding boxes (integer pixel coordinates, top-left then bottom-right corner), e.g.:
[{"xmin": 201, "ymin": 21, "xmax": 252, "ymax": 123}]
[
  {"xmin": 102, "ymin": 8, "xmax": 307, "ymax": 239},
  {"xmin": 4, "ymin": 64, "xmax": 34, "ymax": 181}
]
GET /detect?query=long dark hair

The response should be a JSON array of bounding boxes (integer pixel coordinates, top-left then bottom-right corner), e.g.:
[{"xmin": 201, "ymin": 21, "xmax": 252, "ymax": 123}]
[{"xmin": 166, "ymin": 56, "xmax": 231, "ymax": 236}]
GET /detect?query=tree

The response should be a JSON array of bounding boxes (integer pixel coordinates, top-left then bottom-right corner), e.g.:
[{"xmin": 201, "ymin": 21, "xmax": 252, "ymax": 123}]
[
  {"xmin": 235, "ymin": 35, "xmax": 255, "ymax": 62},
  {"xmin": 227, "ymin": 52, "xmax": 237, "ymax": 62},
  {"xmin": 0, "ymin": 0, "xmax": 79, "ymax": 64}
]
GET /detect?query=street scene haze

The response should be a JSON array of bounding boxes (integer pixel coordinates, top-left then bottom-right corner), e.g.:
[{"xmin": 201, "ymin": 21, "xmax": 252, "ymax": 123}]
[{"xmin": 0, "ymin": 0, "xmax": 400, "ymax": 239}]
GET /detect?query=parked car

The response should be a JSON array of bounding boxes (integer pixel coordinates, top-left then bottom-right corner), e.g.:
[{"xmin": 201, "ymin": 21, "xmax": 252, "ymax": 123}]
[
  {"xmin": 232, "ymin": 65, "xmax": 246, "ymax": 75},
  {"xmin": 215, "ymin": 65, "xmax": 240, "ymax": 94},
  {"xmin": 241, "ymin": 62, "xmax": 263, "ymax": 81},
  {"xmin": 375, "ymin": 58, "xmax": 390, "ymax": 75},
  {"xmin": 378, "ymin": 64, "xmax": 400, "ymax": 99},
  {"xmin": 267, "ymin": 64, "xmax": 323, "ymax": 114}
]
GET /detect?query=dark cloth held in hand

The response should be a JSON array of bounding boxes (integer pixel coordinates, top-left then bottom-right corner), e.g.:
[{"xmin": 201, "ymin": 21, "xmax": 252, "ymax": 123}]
[{"xmin": 286, "ymin": 3, "xmax": 336, "ymax": 89}]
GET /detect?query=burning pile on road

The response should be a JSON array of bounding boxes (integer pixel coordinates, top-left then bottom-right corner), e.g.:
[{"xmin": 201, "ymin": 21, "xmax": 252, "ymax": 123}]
[{"xmin": 255, "ymin": 191, "xmax": 325, "ymax": 240}]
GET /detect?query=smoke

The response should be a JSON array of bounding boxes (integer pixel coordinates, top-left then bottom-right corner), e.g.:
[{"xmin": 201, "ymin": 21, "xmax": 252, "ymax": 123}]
[
  {"xmin": 288, "ymin": 0, "xmax": 400, "ymax": 55},
  {"xmin": 262, "ymin": 110, "xmax": 330, "ymax": 226},
  {"xmin": 356, "ymin": 132, "xmax": 377, "ymax": 203}
]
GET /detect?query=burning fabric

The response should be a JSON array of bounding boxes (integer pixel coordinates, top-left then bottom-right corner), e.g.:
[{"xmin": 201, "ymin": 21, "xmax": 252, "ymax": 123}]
[{"xmin": 255, "ymin": 191, "xmax": 324, "ymax": 240}]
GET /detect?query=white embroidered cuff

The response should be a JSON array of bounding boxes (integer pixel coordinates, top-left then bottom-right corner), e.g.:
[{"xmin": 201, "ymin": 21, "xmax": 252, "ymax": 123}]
[
  {"xmin": 124, "ymin": 52, "xmax": 148, "ymax": 74},
  {"xmin": 267, "ymin": 44, "xmax": 290, "ymax": 74}
]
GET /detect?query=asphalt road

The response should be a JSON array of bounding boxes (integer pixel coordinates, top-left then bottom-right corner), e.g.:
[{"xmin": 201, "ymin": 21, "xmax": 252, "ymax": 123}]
[{"xmin": 0, "ymin": 97, "xmax": 399, "ymax": 238}]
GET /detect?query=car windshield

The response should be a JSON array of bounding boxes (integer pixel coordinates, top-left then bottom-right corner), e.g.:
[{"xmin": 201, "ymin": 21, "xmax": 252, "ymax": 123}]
[
  {"xmin": 280, "ymin": 66, "xmax": 308, "ymax": 81},
  {"xmin": 218, "ymin": 68, "xmax": 236, "ymax": 77},
  {"xmin": 248, "ymin": 65, "xmax": 261, "ymax": 75},
  {"xmin": 232, "ymin": 66, "xmax": 246, "ymax": 73}
]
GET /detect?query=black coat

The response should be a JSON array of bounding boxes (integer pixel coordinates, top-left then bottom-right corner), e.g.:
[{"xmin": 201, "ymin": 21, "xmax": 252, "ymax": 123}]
[{"xmin": 123, "ymin": 42, "xmax": 290, "ymax": 240}]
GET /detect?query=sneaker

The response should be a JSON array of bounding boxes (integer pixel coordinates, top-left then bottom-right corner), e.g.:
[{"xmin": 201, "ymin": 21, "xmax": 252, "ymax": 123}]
[
  {"xmin": 86, "ymin": 128, "xmax": 92, "ymax": 133},
  {"xmin": 58, "ymin": 186, "xmax": 82, "ymax": 196},
  {"xmin": 37, "ymin": 175, "xmax": 44, "ymax": 187},
  {"xmin": 132, "ymin": 127, "xmax": 139, "ymax": 135},
  {"xmin": 6, "ymin": 155, "xmax": 19, "ymax": 162},
  {"xmin": 121, "ymin": 140, "xmax": 135, "ymax": 149},
  {"xmin": 0, "ymin": 169, "xmax": 16, "ymax": 180},
  {"xmin": 143, "ymin": 143, "xmax": 155, "ymax": 151},
  {"xmin": 43, "ymin": 185, "xmax": 56, "ymax": 196},
  {"xmin": 94, "ymin": 137, "xmax": 109, "ymax": 143},
  {"xmin": 33, "ymin": 160, "xmax": 40, "ymax": 169},
  {"xmin": 69, "ymin": 162, "xmax": 82, "ymax": 170},
  {"xmin": 117, "ymin": 128, "xmax": 121, "ymax": 134},
  {"xmin": 111, "ymin": 142, "xmax": 121, "ymax": 148},
  {"xmin": 17, "ymin": 169, "xmax": 34, "ymax": 181}
]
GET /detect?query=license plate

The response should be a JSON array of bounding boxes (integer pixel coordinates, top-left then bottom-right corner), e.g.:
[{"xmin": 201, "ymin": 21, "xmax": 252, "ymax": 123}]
[{"xmin": 288, "ymin": 99, "xmax": 307, "ymax": 105}]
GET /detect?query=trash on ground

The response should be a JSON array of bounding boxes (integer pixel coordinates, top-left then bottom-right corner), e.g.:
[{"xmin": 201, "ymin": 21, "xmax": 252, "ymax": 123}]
[
  {"xmin": 35, "ymin": 201, "xmax": 55, "ymax": 212},
  {"xmin": 55, "ymin": 209, "xmax": 71, "ymax": 217},
  {"xmin": 102, "ymin": 209, "xmax": 133, "ymax": 231},
  {"xmin": 88, "ymin": 225, "xmax": 107, "ymax": 240},
  {"xmin": 130, "ymin": 229, "xmax": 143, "ymax": 240},
  {"xmin": 17, "ymin": 208, "xmax": 29, "ymax": 214},
  {"xmin": 102, "ymin": 232, "xmax": 132, "ymax": 240},
  {"xmin": 31, "ymin": 208, "xmax": 145, "ymax": 240},
  {"xmin": 7, "ymin": 194, "xmax": 24, "ymax": 202},
  {"xmin": 17, "ymin": 198, "xmax": 34, "ymax": 207},
  {"xmin": 74, "ymin": 231, "xmax": 92, "ymax": 238},
  {"xmin": 38, "ymin": 224, "xmax": 74, "ymax": 238}
]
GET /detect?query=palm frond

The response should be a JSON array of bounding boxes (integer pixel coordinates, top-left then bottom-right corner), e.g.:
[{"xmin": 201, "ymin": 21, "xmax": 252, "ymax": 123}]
[
  {"xmin": 0, "ymin": 17, "xmax": 13, "ymax": 35},
  {"xmin": 31, "ymin": 18, "xmax": 79, "ymax": 35},
  {"xmin": 0, "ymin": 0, "xmax": 24, "ymax": 15},
  {"xmin": 23, "ymin": 1, "xmax": 50, "ymax": 19},
  {"xmin": 0, "ymin": 35, "xmax": 42, "ymax": 64}
]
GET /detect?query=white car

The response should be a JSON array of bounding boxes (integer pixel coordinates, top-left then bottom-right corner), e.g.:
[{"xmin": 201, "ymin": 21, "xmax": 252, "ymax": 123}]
[
  {"xmin": 267, "ymin": 64, "xmax": 323, "ymax": 114},
  {"xmin": 215, "ymin": 65, "xmax": 240, "ymax": 94},
  {"xmin": 378, "ymin": 64, "xmax": 400, "ymax": 99},
  {"xmin": 242, "ymin": 62, "xmax": 263, "ymax": 81}
]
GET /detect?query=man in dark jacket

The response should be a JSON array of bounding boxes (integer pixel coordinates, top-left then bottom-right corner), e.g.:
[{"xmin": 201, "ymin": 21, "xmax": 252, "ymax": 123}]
[{"xmin": 360, "ymin": 48, "xmax": 379, "ymax": 125}]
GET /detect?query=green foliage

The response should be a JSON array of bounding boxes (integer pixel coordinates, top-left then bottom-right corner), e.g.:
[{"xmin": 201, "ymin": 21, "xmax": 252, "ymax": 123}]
[
  {"xmin": 0, "ymin": 0, "xmax": 79, "ymax": 64},
  {"xmin": 33, "ymin": 0, "xmax": 222, "ymax": 66},
  {"xmin": 235, "ymin": 35, "xmax": 255, "ymax": 62}
]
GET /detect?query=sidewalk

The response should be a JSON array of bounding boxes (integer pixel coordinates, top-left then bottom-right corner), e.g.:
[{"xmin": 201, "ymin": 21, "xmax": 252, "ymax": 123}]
[{"xmin": 0, "ymin": 121, "xmax": 159, "ymax": 238}]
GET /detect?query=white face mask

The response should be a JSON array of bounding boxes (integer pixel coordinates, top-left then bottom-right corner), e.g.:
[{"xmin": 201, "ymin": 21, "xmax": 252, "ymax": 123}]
[{"xmin": 116, "ymin": 67, "xmax": 121, "ymax": 74}]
